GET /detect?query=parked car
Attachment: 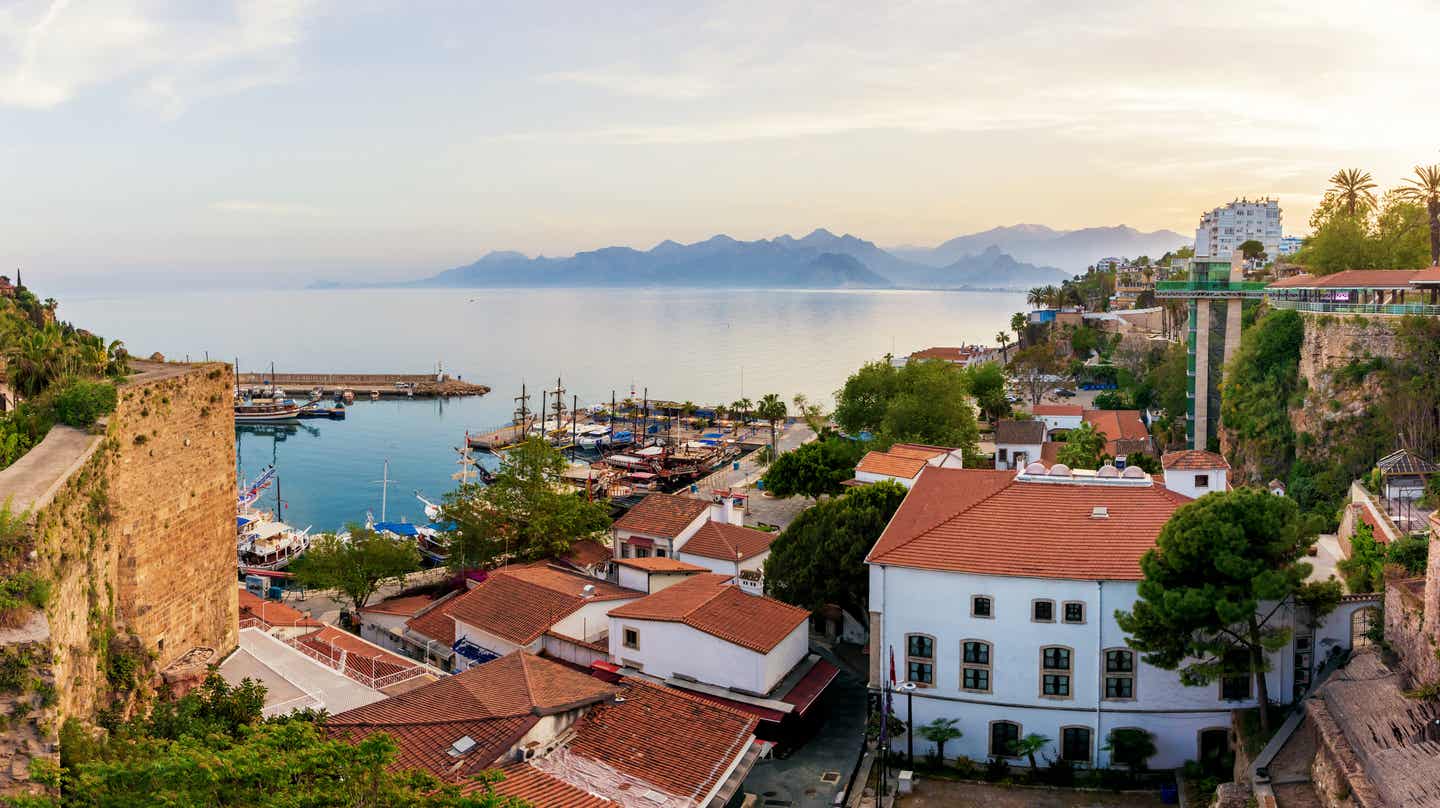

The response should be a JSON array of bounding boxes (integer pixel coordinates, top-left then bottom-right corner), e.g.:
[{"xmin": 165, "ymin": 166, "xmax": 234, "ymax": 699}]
[{"xmin": 1054, "ymin": 388, "xmax": 1077, "ymax": 398}]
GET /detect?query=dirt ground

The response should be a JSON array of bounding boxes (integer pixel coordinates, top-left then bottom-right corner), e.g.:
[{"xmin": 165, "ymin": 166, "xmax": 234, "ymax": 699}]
[{"xmin": 898, "ymin": 779, "xmax": 1170, "ymax": 807}]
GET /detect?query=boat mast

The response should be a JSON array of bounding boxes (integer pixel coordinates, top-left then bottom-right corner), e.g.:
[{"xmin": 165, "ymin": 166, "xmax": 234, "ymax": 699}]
[
  {"xmin": 373, "ymin": 460, "xmax": 395, "ymax": 522},
  {"xmin": 571, "ymin": 394, "xmax": 578, "ymax": 461}
]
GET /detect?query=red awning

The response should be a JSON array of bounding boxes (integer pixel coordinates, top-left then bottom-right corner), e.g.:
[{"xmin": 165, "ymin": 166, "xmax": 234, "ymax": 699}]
[
  {"xmin": 626, "ymin": 536, "xmax": 654, "ymax": 548},
  {"xmin": 781, "ymin": 660, "xmax": 840, "ymax": 717}
]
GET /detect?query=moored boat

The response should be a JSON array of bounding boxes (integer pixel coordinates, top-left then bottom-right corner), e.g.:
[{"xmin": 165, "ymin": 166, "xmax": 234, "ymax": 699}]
[{"xmin": 234, "ymin": 399, "xmax": 302, "ymax": 423}]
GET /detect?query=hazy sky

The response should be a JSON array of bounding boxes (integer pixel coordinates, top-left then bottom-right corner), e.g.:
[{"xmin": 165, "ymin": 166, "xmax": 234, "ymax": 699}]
[{"xmin": 4, "ymin": 0, "xmax": 1439, "ymax": 287}]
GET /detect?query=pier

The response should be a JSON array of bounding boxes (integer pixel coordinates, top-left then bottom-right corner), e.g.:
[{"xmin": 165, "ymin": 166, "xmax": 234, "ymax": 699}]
[{"xmin": 235, "ymin": 372, "xmax": 489, "ymax": 399}]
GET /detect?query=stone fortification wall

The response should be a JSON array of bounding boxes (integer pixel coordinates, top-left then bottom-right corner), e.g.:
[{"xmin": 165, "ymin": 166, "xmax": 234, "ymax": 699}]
[{"xmin": 0, "ymin": 361, "xmax": 237, "ymax": 795}]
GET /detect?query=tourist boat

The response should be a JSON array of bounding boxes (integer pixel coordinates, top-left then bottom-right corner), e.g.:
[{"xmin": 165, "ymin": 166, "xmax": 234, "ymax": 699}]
[
  {"xmin": 576, "ymin": 425, "xmax": 612, "ymax": 449},
  {"xmin": 237, "ymin": 519, "xmax": 312, "ymax": 570},
  {"xmin": 416, "ymin": 492, "xmax": 443, "ymax": 522},
  {"xmin": 234, "ymin": 398, "xmax": 302, "ymax": 423},
  {"xmin": 238, "ymin": 466, "xmax": 277, "ymax": 510},
  {"xmin": 609, "ymin": 430, "xmax": 634, "ymax": 447}
]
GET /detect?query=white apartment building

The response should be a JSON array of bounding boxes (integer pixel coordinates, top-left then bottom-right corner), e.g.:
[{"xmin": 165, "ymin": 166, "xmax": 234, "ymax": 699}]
[
  {"xmin": 866, "ymin": 463, "xmax": 1378, "ymax": 770},
  {"xmin": 1194, "ymin": 198, "xmax": 1282, "ymax": 260}
]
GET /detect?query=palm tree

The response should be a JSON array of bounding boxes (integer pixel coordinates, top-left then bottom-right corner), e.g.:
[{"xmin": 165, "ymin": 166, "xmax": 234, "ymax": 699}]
[
  {"xmin": 1010, "ymin": 311, "xmax": 1027, "ymax": 343},
  {"xmin": 1329, "ymin": 168, "xmax": 1378, "ymax": 217},
  {"xmin": 1011, "ymin": 732, "xmax": 1051, "ymax": 769},
  {"xmin": 756, "ymin": 393, "xmax": 787, "ymax": 460},
  {"xmin": 1397, "ymin": 164, "xmax": 1440, "ymax": 266},
  {"xmin": 731, "ymin": 397, "xmax": 752, "ymax": 436},
  {"xmin": 5, "ymin": 325, "xmax": 66, "ymax": 397},
  {"xmin": 918, "ymin": 718, "xmax": 962, "ymax": 764},
  {"xmin": 1026, "ymin": 287, "xmax": 1045, "ymax": 308},
  {"xmin": 995, "ymin": 331, "xmax": 1011, "ymax": 362}
]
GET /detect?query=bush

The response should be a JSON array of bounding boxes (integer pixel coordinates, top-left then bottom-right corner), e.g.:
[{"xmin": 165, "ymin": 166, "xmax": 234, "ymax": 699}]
[
  {"xmin": 1387, "ymin": 533, "xmax": 1429, "ymax": 576},
  {"xmin": 0, "ymin": 572, "xmax": 50, "ymax": 626},
  {"xmin": 50, "ymin": 379, "xmax": 118, "ymax": 428},
  {"xmin": 984, "ymin": 756, "xmax": 1011, "ymax": 782}
]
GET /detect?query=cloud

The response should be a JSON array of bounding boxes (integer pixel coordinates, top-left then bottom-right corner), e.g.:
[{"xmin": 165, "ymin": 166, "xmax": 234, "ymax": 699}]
[
  {"xmin": 212, "ymin": 199, "xmax": 324, "ymax": 216},
  {"xmin": 0, "ymin": 0, "xmax": 314, "ymax": 114}
]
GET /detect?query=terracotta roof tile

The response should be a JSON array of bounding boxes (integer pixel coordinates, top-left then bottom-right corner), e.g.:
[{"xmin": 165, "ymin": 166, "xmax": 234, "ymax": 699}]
[
  {"xmin": 887, "ymin": 443, "xmax": 955, "ymax": 460},
  {"xmin": 612, "ymin": 556, "xmax": 708, "ymax": 572},
  {"xmin": 613, "ymin": 492, "xmax": 711, "ymax": 538},
  {"xmin": 1411, "ymin": 265, "xmax": 1440, "ymax": 284},
  {"xmin": 866, "ymin": 467, "xmax": 1188, "ymax": 580},
  {"xmin": 995, "ymin": 420, "xmax": 1046, "ymax": 444},
  {"xmin": 910, "ymin": 346, "xmax": 971, "ymax": 362},
  {"xmin": 405, "ymin": 590, "xmax": 462, "ymax": 646},
  {"xmin": 1031, "ymin": 404, "xmax": 1083, "ymax": 416},
  {"xmin": 560, "ymin": 538, "xmax": 612, "ymax": 569},
  {"xmin": 237, "ymin": 590, "xmax": 322, "ymax": 628},
  {"xmin": 447, "ymin": 564, "xmax": 642, "ymax": 646},
  {"xmin": 1267, "ymin": 269, "xmax": 1422, "ymax": 289},
  {"xmin": 1083, "ymin": 409, "xmax": 1153, "ymax": 457},
  {"xmin": 856, "ymin": 450, "xmax": 927, "ymax": 479},
  {"xmin": 1161, "ymin": 449, "xmax": 1231, "ymax": 470},
  {"xmin": 360, "ymin": 594, "xmax": 437, "ymax": 617},
  {"xmin": 680, "ymin": 521, "xmax": 775, "ymax": 562},
  {"xmin": 479, "ymin": 764, "xmax": 618, "ymax": 807},
  {"xmin": 329, "ymin": 651, "xmax": 620, "ymax": 778},
  {"xmin": 608, "ymin": 574, "xmax": 809, "ymax": 653},
  {"xmin": 296, "ymin": 625, "xmax": 420, "ymax": 682},
  {"xmin": 560, "ymin": 678, "xmax": 757, "ymax": 801}
]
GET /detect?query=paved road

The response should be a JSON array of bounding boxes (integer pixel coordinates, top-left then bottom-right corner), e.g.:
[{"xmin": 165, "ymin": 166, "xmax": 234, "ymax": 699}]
[{"xmin": 739, "ymin": 648, "xmax": 868, "ymax": 808}]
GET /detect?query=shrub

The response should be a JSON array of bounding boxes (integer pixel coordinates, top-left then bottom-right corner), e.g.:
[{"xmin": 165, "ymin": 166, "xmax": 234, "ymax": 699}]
[
  {"xmin": 1106, "ymin": 727, "xmax": 1157, "ymax": 771},
  {"xmin": 984, "ymin": 756, "xmax": 1011, "ymax": 782},
  {"xmin": 50, "ymin": 379, "xmax": 118, "ymax": 428},
  {"xmin": 0, "ymin": 572, "xmax": 51, "ymax": 626}
]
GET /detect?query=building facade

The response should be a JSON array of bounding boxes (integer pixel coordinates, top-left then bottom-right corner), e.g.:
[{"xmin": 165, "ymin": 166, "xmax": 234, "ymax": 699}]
[{"xmin": 1194, "ymin": 198, "xmax": 1282, "ymax": 259}]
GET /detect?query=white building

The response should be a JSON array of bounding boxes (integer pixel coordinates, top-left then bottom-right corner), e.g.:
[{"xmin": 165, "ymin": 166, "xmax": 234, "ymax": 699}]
[
  {"xmin": 614, "ymin": 556, "xmax": 709, "ymax": 594},
  {"xmin": 1029, "ymin": 405, "xmax": 1085, "ymax": 433},
  {"xmin": 1195, "ymin": 198, "xmax": 1282, "ymax": 260},
  {"xmin": 865, "ymin": 463, "xmax": 1377, "ymax": 770},
  {"xmin": 993, "ymin": 420, "xmax": 1046, "ymax": 470},
  {"xmin": 855, "ymin": 444, "xmax": 965, "ymax": 487},
  {"xmin": 1160, "ymin": 449, "xmax": 1230, "ymax": 499},
  {"xmin": 607, "ymin": 572, "xmax": 811, "ymax": 696},
  {"xmin": 1278, "ymin": 235, "xmax": 1304, "ymax": 256}
]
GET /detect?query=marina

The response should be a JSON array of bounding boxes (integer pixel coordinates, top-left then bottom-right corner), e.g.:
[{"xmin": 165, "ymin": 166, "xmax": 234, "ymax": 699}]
[{"xmin": 235, "ymin": 371, "xmax": 489, "ymax": 399}]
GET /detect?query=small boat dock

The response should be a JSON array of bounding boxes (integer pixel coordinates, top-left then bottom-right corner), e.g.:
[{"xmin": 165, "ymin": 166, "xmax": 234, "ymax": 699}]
[{"xmin": 236, "ymin": 372, "xmax": 489, "ymax": 399}]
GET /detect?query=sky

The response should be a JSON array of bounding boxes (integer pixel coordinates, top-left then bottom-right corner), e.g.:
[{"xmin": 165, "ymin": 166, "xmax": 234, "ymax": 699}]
[{"xmin": 4, "ymin": 0, "xmax": 1439, "ymax": 290}]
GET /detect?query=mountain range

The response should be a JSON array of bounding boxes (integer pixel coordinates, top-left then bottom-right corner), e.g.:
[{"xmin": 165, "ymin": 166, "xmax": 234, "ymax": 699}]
[{"xmin": 322, "ymin": 224, "xmax": 1191, "ymax": 292}]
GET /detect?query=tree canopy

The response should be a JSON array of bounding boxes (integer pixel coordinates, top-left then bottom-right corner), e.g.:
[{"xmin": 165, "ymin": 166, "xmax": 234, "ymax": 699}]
[
  {"xmin": 1219, "ymin": 308, "xmax": 1304, "ymax": 485},
  {"xmin": 1054, "ymin": 422, "xmax": 1107, "ymax": 470},
  {"xmin": 833, "ymin": 359, "xmax": 979, "ymax": 457},
  {"xmin": 440, "ymin": 438, "xmax": 611, "ymax": 572},
  {"xmin": 38, "ymin": 674, "xmax": 524, "ymax": 808},
  {"xmin": 292, "ymin": 525, "xmax": 421, "ymax": 613},
  {"xmin": 1293, "ymin": 187, "xmax": 1429, "ymax": 274},
  {"xmin": 1115, "ymin": 488, "xmax": 1338, "ymax": 733},
  {"xmin": 961, "ymin": 362, "xmax": 1009, "ymax": 425},
  {"xmin": 1009, "ymin": 344, "xmax": 1068, "ymax": 407},
  {"xmin": 763, "ymin": 481, "xmax": 908, "ymax": 621},
  {"xmin": 762, "ymin": 437, "xmax": 866, "ymax": 499}
]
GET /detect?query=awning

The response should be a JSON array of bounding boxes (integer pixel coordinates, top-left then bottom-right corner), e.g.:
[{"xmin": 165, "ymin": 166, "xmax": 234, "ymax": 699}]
[
  {"xmin": 781, "ymin": 659, "xmax": 840, "ymax": 717},
  {"xmin": 373, "ymin": 521, "xmax": 420, "ymax": 537},
  {"xmin": 626, "ymin": 536, "xmax": 654, "ymax": 548}
]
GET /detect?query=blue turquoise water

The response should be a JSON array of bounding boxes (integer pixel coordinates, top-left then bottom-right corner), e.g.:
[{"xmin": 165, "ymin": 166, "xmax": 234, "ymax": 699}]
[{"xmin": 64, "ymin": 287, "xmax": 1026, "ymax": 530}]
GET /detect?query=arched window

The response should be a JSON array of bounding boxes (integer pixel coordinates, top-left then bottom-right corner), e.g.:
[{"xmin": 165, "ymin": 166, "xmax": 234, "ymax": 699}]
[
  {"xmin": 961, "ymin": 640, "xmax": 992, "ymax": 693},
  {"xmin": 1040, "ymin": 645, "xmax": 1072, "ymax": 699},
  {"xmin": 905, "ymin": 633, "xmax": 935, "ymax": 687},
  {"xmin": 1060, "ymin": 726, "xmax": 1092, "ymax": 763},
  {"xmin": 990, "ymin": 720, "xmax": 1020, "ymax": 757},
  {"xmin": 1351, "ymin": 607, "xmax": 1380, "ymax": 649}
]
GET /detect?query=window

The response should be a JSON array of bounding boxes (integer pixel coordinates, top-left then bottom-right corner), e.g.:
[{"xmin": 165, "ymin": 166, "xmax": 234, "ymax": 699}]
[
  {"xmin": 1041, "ymin": 645, "xmax": 1072, "ymax": 698},
  {"xmin": 961, "ymin": 640, "xmax": 992, "ymax": 693},
  {"xmin": 906, "ymin": 634, "xmax": 935, "ymax": 687},
  {"xmin": 1194, "ymin": 474, "xmax": 1209, "ymax": 489},
  {"xmin": 990, "ymin": 721, "xmax": 1020, "ymax": 757},
  {"xmin": 1105, "ymin": 648, "xmax": 1135, "ymax": 700},
  {"xmin": 971, "ymin": 596, "xmax": 993, "ymax": 618},
  {"xmin": 1061, "ymin": 727, "xmax": 1091, "ymax": 763},
  {"xmin": 634, "ymin": 546, "xmax": 650, "ymax": 558},
  {"xmin": 655, "ymin": 547, "xmax": 667, "ymax": 557},
  {"xmin": 1063, "ymin": 602, "xmax": 1085, "ymax": 624},
  {"xmin": 622, "ymin": 627, "xmax": 639, "ymax": 650},
  {"xmin": 1220, "ymin": 649, "xmax": 1251, "ymax": 700},
  {"xmin": 1032, "ymin": 600, "xmax": 1055, "ymax": 623},
  {"xmin": 998, "ymin": 448, "xmax": 1008, "ymax": 463}
]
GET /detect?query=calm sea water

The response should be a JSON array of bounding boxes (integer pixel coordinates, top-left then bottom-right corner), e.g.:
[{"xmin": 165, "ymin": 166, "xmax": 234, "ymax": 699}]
[{"xmin": 63, "ymin": 287, "xmax": 1025, "ymax": 530}]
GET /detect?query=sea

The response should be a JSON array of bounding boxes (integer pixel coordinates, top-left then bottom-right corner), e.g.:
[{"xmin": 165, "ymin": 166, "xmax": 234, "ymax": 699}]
[{"xmin": 62, "ymin": 287, "xmax": 1026, "ymax": 531}]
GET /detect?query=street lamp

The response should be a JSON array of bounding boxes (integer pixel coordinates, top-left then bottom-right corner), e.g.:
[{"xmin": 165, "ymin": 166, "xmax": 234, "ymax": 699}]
[{"xmin": 899, "ymin": 681, "xmax": 917, "ymax": 767}]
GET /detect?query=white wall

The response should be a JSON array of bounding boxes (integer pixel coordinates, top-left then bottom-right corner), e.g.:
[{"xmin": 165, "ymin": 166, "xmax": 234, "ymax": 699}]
[
  {"xmin": 1162, "ymin": 468, "xmax": 1227, "ymax": 499},
  {"xmin": 608, "ymin": 617, "xmax": 805, "ymax": 694},
  {"xmin": 1038, "ymin": 414, "xmax": 1083, "ymax": 432},
  {"xmin": 358, "ymin": 612, "xmax": 410, "ymax": 655},
  {"xmin": 856, "ymin": 470, "xmax": 919, "ymax": 488},
  {"xmin": 614, "ymin": 511, "xmax": 708, "ymax": 558},
  {"xmin": 676, "ymin": 549, "xmax": 768, "ymax": 578},
  {"xmin": 453, "ymin": 619, "xmax": 533, "ymax": 670},
  {"xmin": 551, "ymin": 597, "xmax": 635, "ymax": 643},
  {"xmin": 994, "ymin": 443, "xmax": 1042, "ymax": 470}
]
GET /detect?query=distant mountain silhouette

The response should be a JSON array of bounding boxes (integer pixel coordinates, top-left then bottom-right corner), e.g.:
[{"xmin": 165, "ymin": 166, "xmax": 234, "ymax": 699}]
[{"xmin": 892, "ymin": 224, "xmax": 1190, "ymax": 274}]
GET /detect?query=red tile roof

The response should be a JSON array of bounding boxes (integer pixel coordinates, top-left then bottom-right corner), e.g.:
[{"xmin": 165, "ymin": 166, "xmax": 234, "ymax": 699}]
[
  {"xmin": 680, "ymin": 521, "xmax": 776, "ymax": 562},
  {"xmin": 237, "ymin": 590, "xmax": 322, "ymax": 629},
  {"xmin": 1411, "ymin": 265, "xmax": 1440, "ymax": 284},
  {"xmin": 296, "ymin": 625, "xmax": 419, "ymax": 682},
  {"xmin": 447, "ymin": 564, "xmax": 642, "ymax": 646},
  {"xmin": 1031, "ymin": 404, "xmax": 1083, "ymax": 417},
  {"xmin": 613, "ymin": 492, "xmax": 711, "ymax": 538},
  {"xmin": 910, "ymin": 346, "xmax": 972, "ymax": 362},
  {"xmin": 558, "ymin": 678, "xmax": 757, "ymax": 802},
  {"xmin": 856, "ymin": 450, "xmax": 927, "ymax": 479},
  {"xmin": 996, "ymin": 419, "xmax": 1047, "ymax": 445},
  {"xmin": 612, "ymin": 556, "xmax": 708, "ymax": 573},
  {"xmin": 405, "ymin": 590, "xmax": 463, "ymax": 647},
  {"xmin": 480, "ymin": 764, "xmax": 618, "ymax": 807},
  {"xmin": 560, "ymin": 538, "xmax": 612, "ymax": 569},
  {"xmin": 360, "ymin": 594, "xmax": 437, "ymax": 617},
  {"xmin": 866, "ymin": 467, "xmax": 1189, "ymax": 580},
  {"xmin": 328, "ymin": 651, "xmax": 620, "ymax": 779},
  {"xmin": 1161, "ymin": 449, "xmax": 1230, "ymax": 471},
  {"xmin": 608, "ymin": 574, "xmax": 809, "ymax": 653},
  {"xmin": 887, "ymin": 443, "xmax": 955, "ymax": 460},
  {"xmin": 1083, "ymin": 409, "xmax": 1153, "ymax": 457},
  {"xmin": 1267, "ymin": 269, "xmax": 1423, "ymax": 289}
]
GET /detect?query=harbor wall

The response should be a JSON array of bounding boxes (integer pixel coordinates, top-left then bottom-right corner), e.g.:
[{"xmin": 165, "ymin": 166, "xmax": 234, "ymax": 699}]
[{"xmin": 0, "ymin": 361, "xmax": 238, "ymax": 796}]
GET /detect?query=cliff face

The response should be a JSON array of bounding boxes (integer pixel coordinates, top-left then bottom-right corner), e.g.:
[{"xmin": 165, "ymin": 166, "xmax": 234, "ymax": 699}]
[{"xmin": 0, "ymin": 361, "xmax": 237, "ymax": 796}]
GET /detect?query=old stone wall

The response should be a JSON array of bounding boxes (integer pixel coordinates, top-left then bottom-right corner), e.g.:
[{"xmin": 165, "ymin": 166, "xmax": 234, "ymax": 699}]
[
  {"xmin": 0, "ymin": 361, "xmax": 237, "ymax": 795},
  {"xmin": 1305, "ymin": 699, "xmax": 1381, "ymax": 808},
  {"xmin": 1291, "ymin": 314, "xmax": 1398, "ymax": 438},
  {"xmin": 1382, "ymin": 529, "xmax": 1440, "ymax": 686}
]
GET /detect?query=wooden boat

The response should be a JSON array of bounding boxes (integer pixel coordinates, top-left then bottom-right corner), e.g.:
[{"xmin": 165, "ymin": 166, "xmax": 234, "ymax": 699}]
[
  {"xmin": 237, "ymin": 519, "xmax": 312, "ymax": 570},
  {"xmin": 234, "ymin": 398, "xmax": 301, "ymax": 423}
]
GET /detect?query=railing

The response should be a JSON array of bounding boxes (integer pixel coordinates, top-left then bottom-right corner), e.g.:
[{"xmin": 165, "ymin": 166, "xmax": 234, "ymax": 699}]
[
  {"xmin": 1267, "ymin": 299, "xmax": 1440, "ymax": 316},
  {"xmin": 1155, "ymin": 280, "xmax": 1269, "ymax": 292}
]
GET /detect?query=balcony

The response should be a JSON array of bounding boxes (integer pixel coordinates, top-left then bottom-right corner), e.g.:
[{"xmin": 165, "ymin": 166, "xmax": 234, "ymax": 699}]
[{"xmin": 1268, "ymin": 299, "xmax": 1440, "ymax": 317}]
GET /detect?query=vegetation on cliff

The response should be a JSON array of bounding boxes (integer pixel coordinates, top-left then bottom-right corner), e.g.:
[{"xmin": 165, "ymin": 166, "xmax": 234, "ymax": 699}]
[
  {"xmin": 1219, "ymin": 308, "xmax": 1304, "ymax": 485},
  {"xmin": 1293, "ymin": 165, "xmax": 1437, "ymax": 273}
]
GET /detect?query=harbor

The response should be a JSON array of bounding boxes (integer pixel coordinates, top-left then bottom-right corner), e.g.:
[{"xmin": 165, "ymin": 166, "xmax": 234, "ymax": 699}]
[{"xmin": 235, "ymin": 371, "xmax": 490, "ymax": 399}]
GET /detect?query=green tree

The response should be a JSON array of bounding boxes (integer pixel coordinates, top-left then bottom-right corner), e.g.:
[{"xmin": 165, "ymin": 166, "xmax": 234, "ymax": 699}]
[
  {"xmin": 1010, "ymin": 311, "xmax": 1027, "ymax": 343},
  {"xmin": 761, "ymin": 437, "xmax": 866, "ymax": 499},
  {"xmin": 1397, "ymin": 163, "xmax": 1440, "ymax": 266},
  {"xmin": 1012, "ymin": 733, "xmax": 1049, "ymax": 769},
  {"xmin": 918, "ymin": 718, "xmax": 962, "ymax": 763},
  {"xmin": 1104, "ymin": 728, "xmax": 1156, "ymax": 771},
  {"xmin": 1329, "ymin": 168, "xmax": 1378, "ymax": 217},
  {"xmin": 763, "ymin": 482, "xmax": 908, "ymax": 623},
  {"xmin": 995, "ymin": 331, "xmax": 1012, "ymax": 363},
  {"xmin": 961, "ymin": 362, "xmax": 1009, "ymax": 426},
  {"xmin": 1237, "ymin": 239, "xmax": 1267, "ymax": 263},
  {"xmin": 833, "ymin": 360, "xmax": 980, "ymax": 457},
  {"xmin": 756, "ymin": 393, "xmax": 788, "ymax": 459},
  {"xmin": 1115, "ymin": 488, "xmax": 1336, "ymax": 734},
  {"xmin": 833, "ymin": 361, "xmax": 898, "ymax": 436},
  {"xmin": 1336, "ymin": 522, "xmax": 1384, "ymax": 593},
  {"xmin": 441, "ymin": 438, "xmax": 610, "ymax": 572},
  {"xmin": 292, "ymin": 526, "xmax": 421, "ymax": 613},
  {"xmin": 1220, "ymin": 308, "xmax": 1304, "ymax": 484},
  {"xmin": 1010, "ymin": 344, "xmax": 1066, "ymax": 407},
  {"xmin": 1054, "ymin": 422, "xmax": 1107, "ymax": 470}
]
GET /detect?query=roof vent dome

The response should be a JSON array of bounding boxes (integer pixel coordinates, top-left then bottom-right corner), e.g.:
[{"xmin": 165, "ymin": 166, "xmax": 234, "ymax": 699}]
[
  {"xmin": 1024, "ymin": 462, "xmax": 1048, "ymax": 475},
  {"xmin": 1121, "ymin": 466, "xmax": 1147, "ymax": 479},
  {"xmin": 1097, "ymin": 464, "xmax": 1120, "ymax": 478},
  {"xmin": 1049, "ymin": 464, "xmax": 1072, "ymax": 477}
]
